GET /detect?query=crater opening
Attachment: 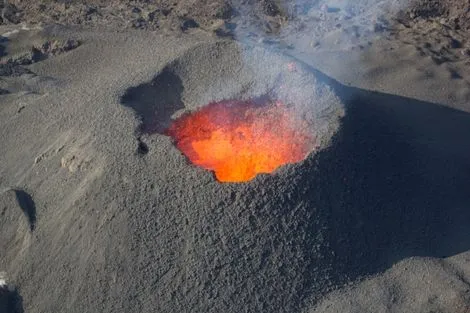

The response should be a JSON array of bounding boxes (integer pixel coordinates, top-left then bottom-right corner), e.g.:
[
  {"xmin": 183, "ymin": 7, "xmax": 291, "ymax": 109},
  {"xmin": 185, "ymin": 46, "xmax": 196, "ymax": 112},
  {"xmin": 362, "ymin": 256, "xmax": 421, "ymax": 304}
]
[
  {"xmin": 165, "ymin": 97, "xmax": 317, "ymax": 183},
  {"xmin": 121, "ymin": 42, "xmax": 344, "ymax": 183}
]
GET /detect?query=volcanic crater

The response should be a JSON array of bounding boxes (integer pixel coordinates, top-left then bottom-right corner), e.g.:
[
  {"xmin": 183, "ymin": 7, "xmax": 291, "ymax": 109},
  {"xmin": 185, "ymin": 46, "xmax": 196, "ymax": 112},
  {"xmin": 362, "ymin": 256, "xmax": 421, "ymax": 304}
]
[
  {"xmin": 119, "ymin": 42, "xmax": 345, "ymax": 312},
  {"xmin": 121, "ymin": 41, "xmax": 344, "ymax": 182}
]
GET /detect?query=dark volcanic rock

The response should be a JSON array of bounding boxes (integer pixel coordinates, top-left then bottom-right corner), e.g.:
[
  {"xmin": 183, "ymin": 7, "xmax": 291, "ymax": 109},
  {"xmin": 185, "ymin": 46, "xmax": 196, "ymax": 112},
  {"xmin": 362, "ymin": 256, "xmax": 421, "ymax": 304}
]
[
  {"xmin": 181, "ymin": 18, "xmax": 199, "ymax": 31},
  {"xmin": 0, "ymin": 1, "xmax": 22, "ymax": 24},
  {"xmin": 406, "ymin": 0, "xmax": 470, "ymax": 30},
  {"xmin": 37, "ymin": 39, "xmax": 80, "ymax": 56}
]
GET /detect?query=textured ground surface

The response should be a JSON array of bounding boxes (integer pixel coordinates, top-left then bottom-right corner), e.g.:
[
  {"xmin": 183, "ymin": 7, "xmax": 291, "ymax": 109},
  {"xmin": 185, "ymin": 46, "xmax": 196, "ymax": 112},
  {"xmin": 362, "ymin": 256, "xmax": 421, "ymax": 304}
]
[{"xmin": 1, "ymin": 1, "xmax": 470, "ymax": 313}]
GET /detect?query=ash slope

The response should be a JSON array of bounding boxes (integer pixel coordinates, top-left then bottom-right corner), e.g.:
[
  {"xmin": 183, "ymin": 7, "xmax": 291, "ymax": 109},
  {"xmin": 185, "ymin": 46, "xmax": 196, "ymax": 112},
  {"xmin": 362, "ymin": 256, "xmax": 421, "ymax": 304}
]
[
  {"xmin": 0, "ymin": 26, "xmax": 344, "ymax": 313},
  {"xmin": 1, "ymin": 24, "xmax": 470, "ymax": 313},
  {"xmin": 310, "ymin": 252, "xmax": 470, "ymax": 313}
]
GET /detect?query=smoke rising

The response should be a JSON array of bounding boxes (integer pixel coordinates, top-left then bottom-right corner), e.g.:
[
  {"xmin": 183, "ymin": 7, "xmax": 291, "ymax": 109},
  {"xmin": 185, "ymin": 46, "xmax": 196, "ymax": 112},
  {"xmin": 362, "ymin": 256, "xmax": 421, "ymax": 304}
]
[{"xmin": 226, "ymin": 0, "xmax": 413, "ymax": 51}]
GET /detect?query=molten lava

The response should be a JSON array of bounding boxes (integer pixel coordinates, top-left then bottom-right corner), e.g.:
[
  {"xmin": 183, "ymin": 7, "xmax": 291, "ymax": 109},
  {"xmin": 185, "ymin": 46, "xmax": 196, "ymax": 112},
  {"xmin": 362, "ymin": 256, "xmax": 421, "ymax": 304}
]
[{"xmin": 165, "ymin": 99, "xmax": 316, "ymax": 182}]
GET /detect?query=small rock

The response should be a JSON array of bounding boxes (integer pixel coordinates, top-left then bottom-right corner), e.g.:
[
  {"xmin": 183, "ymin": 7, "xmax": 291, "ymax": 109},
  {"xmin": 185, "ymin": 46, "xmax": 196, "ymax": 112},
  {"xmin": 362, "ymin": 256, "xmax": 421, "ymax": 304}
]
[
  {"xmin": 461, "ymin": 49, "xmax": 470, "ymax": 56},
  {"xmin": 1, "ymin": 2, "xmax": 22, "ymax": 24},
  {"xmin": 131, "ymin": 7, "xmax": 141, "ymax": 14},
  {"xmin": 161, "ymin": 8, "xmax": 172, "ymax": 16},
  {"xmin": 147, "ymin": 10, "xmax": 158, "ymax": 22},
  {"xmin": 85, "ymin": 6, "xmax": 97, "ymax": 16},
  {"xmin": 181, "ymin": 18, "xmax": 199, "ymax": 31},
  {"xmin": 131, "ymin": 17, "xmax": 147, "ymax": 29},
  {"xmin": 310, "ymin": 41, "xmax": 320, "ymax": 48},
  {"xmin": 34, "ymin": 155, "xmax": 42, "ymax": 164},
  {"xmin": 449, "ymin": 38, "xmax": 462, "ymax": 49}
]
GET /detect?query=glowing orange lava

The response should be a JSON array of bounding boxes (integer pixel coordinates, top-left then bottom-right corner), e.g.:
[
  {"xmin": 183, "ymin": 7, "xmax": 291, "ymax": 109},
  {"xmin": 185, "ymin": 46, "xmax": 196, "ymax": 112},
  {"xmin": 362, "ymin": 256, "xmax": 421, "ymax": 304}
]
[{"xmin": 165, "ymin": 99, "xmax": 316, "ymax": 182}]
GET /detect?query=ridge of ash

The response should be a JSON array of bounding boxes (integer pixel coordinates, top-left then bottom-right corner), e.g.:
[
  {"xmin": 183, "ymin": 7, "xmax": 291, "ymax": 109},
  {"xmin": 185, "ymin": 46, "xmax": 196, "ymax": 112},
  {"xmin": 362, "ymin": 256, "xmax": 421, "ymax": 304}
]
[{"xmin": 1, "ymin": 37, "xmax": 81, "ymax": 77}]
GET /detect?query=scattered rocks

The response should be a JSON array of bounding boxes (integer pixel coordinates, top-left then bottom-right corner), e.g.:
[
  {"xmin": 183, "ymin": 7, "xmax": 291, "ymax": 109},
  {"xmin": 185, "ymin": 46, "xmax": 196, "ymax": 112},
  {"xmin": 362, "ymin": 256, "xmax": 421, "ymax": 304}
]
[
  {"xmin": 261, "ymin": 0, "xmax": 282, "ymax": 17},
  {"xmin": 405, "ymin": 0, "xmax": 470, "ymax": 30},
  {"xmin": 37, "ymin": 39, "xmax": 81, "ymax": 56},
  {"xmin": 6, "ymin": 49, "xmax": 42, "ymax": 66},
  {"xmin": 406, "ymin": 0, "xmax": 448, "ymax": 19},
  {"xmin": 5, "ymin": 1, "xmax": 233, "ymax": 32},
  {"xmin": 0, "ymin": 1, "xmax": 22, "ymax": 24},
  {"xmin": 0, "ymin": 63, "xmax": 32, "ymax": 77}
]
